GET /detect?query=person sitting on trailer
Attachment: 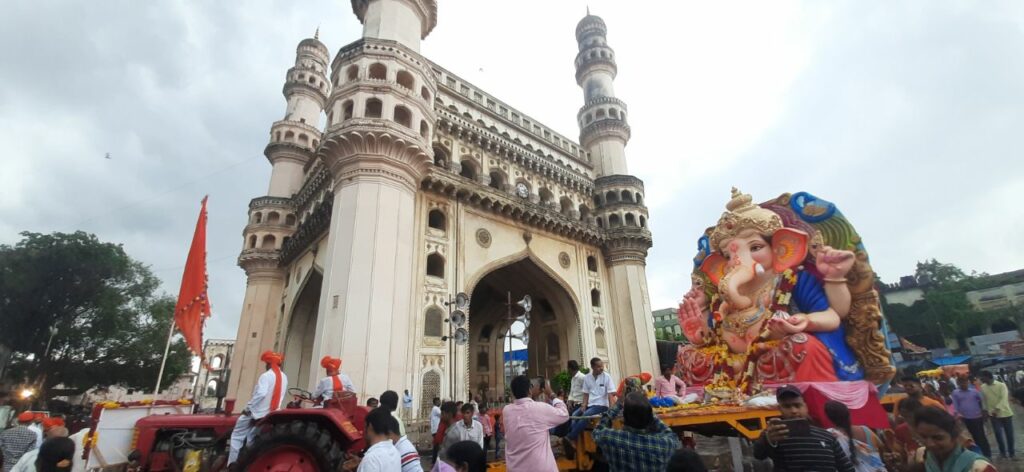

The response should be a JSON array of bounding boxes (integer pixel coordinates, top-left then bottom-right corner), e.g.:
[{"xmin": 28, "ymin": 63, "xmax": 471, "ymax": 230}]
[
  {"xmin": 227, "ymin": 350, "xmax": 288, "ymax": 467},
  {"xmin": 314, "ymin": 355, "xmax": 355, "ymax": 405}
]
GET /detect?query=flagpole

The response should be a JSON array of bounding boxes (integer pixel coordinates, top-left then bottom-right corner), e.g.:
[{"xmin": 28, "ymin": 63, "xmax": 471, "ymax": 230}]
[{"xmin": 153, "ymin": 320, "xmax": 176, "ymax": 398}]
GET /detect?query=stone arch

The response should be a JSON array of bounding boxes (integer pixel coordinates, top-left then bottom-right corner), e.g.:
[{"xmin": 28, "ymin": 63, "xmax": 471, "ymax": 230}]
[
  {"xmin": 426, "ymin": 253, "xmax": 445, "ymax": 278},
  {"xmin": 420, "ymin": 120, "xmax": 429, "ymax": 138},
  {"xmin": 368, "ymin": 62, "xmax": 387, "ymax": 80},
  {"xmin": 394, "ymin": 105, "xmax": 412, "ymax": 127},
  {"xmin": 595, "ymin": 328, "xmax": 607, "ymax": 349},
  {"xmin": 424, "ymin": 306, "xmax": 444, "ymax": 337},
  {"xmin": 267, "ymin": 211, "xmax": 281, "ymax": 224},
  {"xmin": 559, "ymin": 196, "xmax": 574, "ymax": 215},
  {"xmin": 396, "ymin": 70, "xmax": 414, "ymax": 90},
  {"xmin": 285, "ymin": 214, "xmax": 296, "ymax": 226},
  {"xmin": 466, "ymin": 254, "xmax": 582, "ymax": 400},
  {"xmin": 247, "ymin": 234, "xmax": 257, "ymax": 249},
  {"xmin": 578, "ymin": 204, "xmax": 591, "ymax": 221},
  {"xmin": 433, "ymin": 144, "xmax": 449, "ymax": 167},
  {"xmin": 625, "ymin": 213, "xmax": 637, "ymax": 226},
  {"xmin": 605, "ymin": 191, "xmax": 619, "ymax": 204},
  {"xmin": 591, "ymin": 288, "xmax": 601, "ymax": 307},
  {"xmin": 428, "ymin": 209, "xmax": 446, "ymax": 232},
  {"xmin": 346, "ymin": 65, "xmax": 358, "ymax": 81},
  {"xmin": 621, "ymin": 190, "xmax": 633, "ymax": 203},
  {"xmin": 488, "ymin": 169, "xmax": 507, "ymax": 191},
  {"xmin": 282, "ymin": 269, "xmax": 323, "ymax": 390},
  {"xmin": 421, "ymin": 86, "xmax": 431, "ymax": 101},
  {"xmin": 419, "ymin": 369, "xmax": 441, "ymax": 418},
  {"xmin": 342, "ymin": 100, "xmax": 354, "ymax": 120},
  {"xmin": 587, "ymin": 256, "xmax": 598, "ymax": 272},
  {"xmin": 261, "ymin": 234, "xmax": 277, "ymax": 249},
  {"xmin": 635, "ymin": 193, "xmax": 644, "ymax": 205},
  {"xmin": 459, "ymin": 158, "xmax": 479, "ymax": 180},
  {"xmin": 608, "ymin": 214, "xmax": 622, "ymax": 228},
  {"xmin": 538, "ymin": 187, "xmax": 555, "ymax": 206},
  {"xmin": 365, "ymin": 98, "xmax": 383, "ymax": 118},
  {"xmin": 639, "ymin": 215, "xmax": 647, "ymax": 228}
]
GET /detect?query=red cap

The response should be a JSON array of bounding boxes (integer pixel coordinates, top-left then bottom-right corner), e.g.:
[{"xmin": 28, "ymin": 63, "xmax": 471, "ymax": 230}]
[{"xmin": 17, "ymin": 411, "xmax": 34, "ymax": 423}]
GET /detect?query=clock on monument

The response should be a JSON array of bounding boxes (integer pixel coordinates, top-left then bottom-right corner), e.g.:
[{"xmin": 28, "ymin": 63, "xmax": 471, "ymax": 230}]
[{"xmin": 515, "ymin": 182, "xmax": 529, "ymax": 198}]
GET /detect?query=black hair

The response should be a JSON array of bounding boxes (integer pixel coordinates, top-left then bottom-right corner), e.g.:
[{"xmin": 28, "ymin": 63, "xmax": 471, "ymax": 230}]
[
  {"xmin": 440, "ymin": 401, "xmax": 458, "ymax": 417},
  {"xmin": 366, "ymin": 397, "xmax": 379, "ymax": 407},
  {"xmin": 590, "ymin": 357, "xmax": 602, "ymax": 368},
  {"xmin": 36, "ymin": 437, "xmax": 75, "ymax": 472},
  {"xmin": 445, "ymin": 440, "xmax": 487, "ymax": 472},
  {"xmin": 460, "ymin": 402, "xmax": 475, "ymax": 414},
  {"xmin": 365, "ymin": 408, "xmax": 395, "ymax": 436},
  {"xmin": 824, "ymin": 400, "xmax": 858, "ymax": 465},
  {"xmin": 433, "ymin": 397, "xmax": 441, "ymax": 404},
  {"xmin": 623, "ymin": 392, "xmax": 655, "ymax": 431},
  {"xmin": 510, "ymin": 375, "xmax": 531, "ymax": 399},
  {"xmin": 667, "ymin": 448, "xmax": 707, "ymax": 472},
  {"xmin": 899, "ymin": 396, "xmax": 923, "ymax": 419},
  {"xmin": 568, "ymin": 360, "xmax": 579, "ymax": 371},
  {"xmin": 912, "ymin": 406, "xmax": 959, "ymax": 438},
  {"xmin": 379, "ymin": 390, "xmax": 399, "ymax": 412}
]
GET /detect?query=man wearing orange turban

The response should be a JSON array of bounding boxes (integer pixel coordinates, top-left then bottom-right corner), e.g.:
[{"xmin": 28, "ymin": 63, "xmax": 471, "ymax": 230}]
[
  {"xmin": 227, "ymin": 350, "xmax": 289, "ymax": 466},
  {"xmin": 313, "ymin": 356, "xmax": 356, "ymax": 405}
]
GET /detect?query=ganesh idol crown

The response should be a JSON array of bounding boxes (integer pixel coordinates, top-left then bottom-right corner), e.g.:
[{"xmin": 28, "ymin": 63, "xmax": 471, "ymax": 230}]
[{"xmin": 676, "ymin": 188, "xmax": 895, "ymax": 389}]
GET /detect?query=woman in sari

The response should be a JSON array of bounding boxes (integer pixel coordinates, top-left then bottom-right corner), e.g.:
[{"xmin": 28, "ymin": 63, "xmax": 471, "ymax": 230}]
[{"xmin": 908, "ymin": 407, "xmax": 997, "ymax": 472}]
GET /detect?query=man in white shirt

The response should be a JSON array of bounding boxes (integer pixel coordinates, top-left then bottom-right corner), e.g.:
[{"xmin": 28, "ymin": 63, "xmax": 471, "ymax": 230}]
[
  {"xmin": 227, "ymin": 350, "xmax": 288, "ymax": 466},
  {"xmin": 442, "ymin": 403, "xmax": 484, "ymax": 457},
  {"xmin": 313, "ymin": 356, "xmax": 355, "ymax": 404},
  {"xmin": 357, "ymin": 408, "xmax": 401, "ymax": 472},
  {"xmin": 565, "ymin": 357, "xmax": 615, "ymax": 444},
  {"xmin": 26, "ymin": 415, "xmax": 43, "ymax": 449},
  {"xmin": 402, "ymin": 390, "xmax": 413, "ymax": 419},
  {"xmin": 429, "ymin": 397, "xmax": 442, "ymax": 463}
]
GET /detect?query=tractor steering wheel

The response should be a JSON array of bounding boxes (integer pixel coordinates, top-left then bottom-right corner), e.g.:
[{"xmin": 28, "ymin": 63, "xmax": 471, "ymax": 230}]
[{"xmin": 288, "ymin": 387, "xmax": 316, "ymax": 405}]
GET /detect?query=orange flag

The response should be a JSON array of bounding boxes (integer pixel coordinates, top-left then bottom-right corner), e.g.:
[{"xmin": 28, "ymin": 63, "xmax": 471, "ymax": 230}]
[{"xmin": 174, "ymin": 196, "xmax": 212, "ymax": 358}]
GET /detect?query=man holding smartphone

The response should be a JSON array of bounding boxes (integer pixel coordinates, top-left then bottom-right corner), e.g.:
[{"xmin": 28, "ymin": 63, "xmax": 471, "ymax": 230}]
[{"xmin": 753, "ymin": 385, "xmax": 855, "ymax": 472}]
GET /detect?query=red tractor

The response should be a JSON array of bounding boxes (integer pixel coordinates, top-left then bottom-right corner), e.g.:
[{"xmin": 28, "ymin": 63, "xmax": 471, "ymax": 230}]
[{"xmin": 126, "ymin": 388, "xmax": 368, "ymax": 471}]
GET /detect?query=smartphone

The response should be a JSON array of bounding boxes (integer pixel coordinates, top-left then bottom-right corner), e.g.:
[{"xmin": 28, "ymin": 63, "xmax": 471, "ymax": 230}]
[{"xmin": 781, "ymin": 418, "xmax": 811, "ymax": 437}]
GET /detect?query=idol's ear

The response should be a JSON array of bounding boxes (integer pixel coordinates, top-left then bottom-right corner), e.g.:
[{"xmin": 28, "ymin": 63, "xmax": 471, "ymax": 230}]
[
  {"xmin": 700, "ymin": 253, "xmax": 728, "ymax": 287},
  {"xmin": 771, "ymin": 228, "xmax": 809, "ymax": 272}
]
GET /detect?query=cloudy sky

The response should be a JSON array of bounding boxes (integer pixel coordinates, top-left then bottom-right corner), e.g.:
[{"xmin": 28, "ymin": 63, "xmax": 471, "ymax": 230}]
[{"xmin": 2, "ymin": 1, "xmax": 1023, "ymax": 341}]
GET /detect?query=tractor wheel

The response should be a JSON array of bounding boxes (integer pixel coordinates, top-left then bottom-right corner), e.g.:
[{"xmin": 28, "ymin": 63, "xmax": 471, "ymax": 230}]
[{"xmin": 235, "ymin": 420, "xmax": 346, "ymax": 471}]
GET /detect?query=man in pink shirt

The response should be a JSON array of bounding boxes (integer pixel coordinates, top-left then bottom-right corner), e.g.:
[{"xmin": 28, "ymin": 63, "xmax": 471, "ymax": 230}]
[
  {"xmin": 653, "ymin": 364, "xmax": 686, "ymax": 398},
  {"xmin": 502, "ymin": 375, "xmax": 569, "ymax": 472}
]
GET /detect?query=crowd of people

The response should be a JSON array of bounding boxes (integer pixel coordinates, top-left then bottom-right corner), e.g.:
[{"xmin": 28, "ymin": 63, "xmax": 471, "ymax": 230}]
[{"xmin": 0, "ymin": 394, "xmax": 81, "ymax": 472}]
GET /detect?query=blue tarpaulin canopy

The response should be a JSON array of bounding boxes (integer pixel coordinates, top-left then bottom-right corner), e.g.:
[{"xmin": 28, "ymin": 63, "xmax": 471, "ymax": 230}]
[
  {"xmin": 503, "ymin": 349, "xmax": 528, "ymax": 362},
  {"xmin": 930, "ymin": 355, "xmax": 972, "ymax": 366}
]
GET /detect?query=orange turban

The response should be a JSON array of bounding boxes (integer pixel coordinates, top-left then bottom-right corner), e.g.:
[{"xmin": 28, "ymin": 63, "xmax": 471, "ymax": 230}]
[
  {"xmin": 17, "ymin": 411, "xmax": 34, "ymax": 423},
  {"xmin": 42, "ymin": 417, "xmax": 65, "ymax": 431},
  {"xmin": 260, "ymin": 350, "xmax": 283, "ymax": 366},
  {"xmin": 320, "ymin": 356, "xmax": 342, "ymax": 372}
]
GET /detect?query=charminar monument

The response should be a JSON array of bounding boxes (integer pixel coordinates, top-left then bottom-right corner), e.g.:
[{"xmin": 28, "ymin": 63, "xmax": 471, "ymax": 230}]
[{"xmin": 227, "ymin": 0, "xmax": 658, "ymax": 417}]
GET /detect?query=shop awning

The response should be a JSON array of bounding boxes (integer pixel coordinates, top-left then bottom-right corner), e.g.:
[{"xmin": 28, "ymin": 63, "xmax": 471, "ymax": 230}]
[{"xmin": 930, "ymin": 355, "xmax": 972, "ymax": 366}]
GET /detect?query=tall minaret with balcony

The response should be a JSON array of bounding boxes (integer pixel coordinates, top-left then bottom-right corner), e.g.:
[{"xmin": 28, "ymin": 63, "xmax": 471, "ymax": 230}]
[
  {"xmin": 309, "ymin": 0, "xmax": 438, "ymax": 396},
  {"xmin": 575, "ymin": 13, "xmax": 658, "ymax": 375},
  {"xmin": 227, "ymin": 33, "xmax": 330, "ymax": 405}
]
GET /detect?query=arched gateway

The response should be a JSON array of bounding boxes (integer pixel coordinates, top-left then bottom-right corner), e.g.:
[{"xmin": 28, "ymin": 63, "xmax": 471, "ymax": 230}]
[
  {"xmin": 467, "ymin": 257, "xmax": 581, "ymax": 401},
  {"xmin": 227, "ymin": 1, "xmax": 661, "ymax": 413}
]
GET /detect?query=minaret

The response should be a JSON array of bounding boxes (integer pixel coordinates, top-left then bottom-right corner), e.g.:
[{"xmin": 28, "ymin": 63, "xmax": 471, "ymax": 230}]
[
  {"xmin": 575, "ymin": 13, "xmax": 658, "ymax": 375},
  {"xmin": 309, "ymin": 0, "xmax": 438, "ymax": 397},
  {"xmin": 227, "ymin": 32, "xmax": 329, "ymax": 406}
]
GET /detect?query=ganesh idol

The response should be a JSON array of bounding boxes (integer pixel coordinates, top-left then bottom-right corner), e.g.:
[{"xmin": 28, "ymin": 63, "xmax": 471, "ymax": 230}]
[{"xmin": 676, "ymin": 188, "xmax": 895, "ymax": 386}]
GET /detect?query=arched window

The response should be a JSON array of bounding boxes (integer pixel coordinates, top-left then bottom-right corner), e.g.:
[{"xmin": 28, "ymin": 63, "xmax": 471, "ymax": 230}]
[
  {"xmin": 639, "ymin": 215, "xmax": 647, "ymax": 228},
  {"xmin": 396, "ymin": 70, "xmax": 415, "ymax": 90},
  {"xmin": 267, "ymin": 211, "xmax": 281, "ymax": 224},
  {"xmin": 368, "ymin": 63, "xmax": 387, "ymax": 80},
  {"xmin": 593, "ymin": 194, "xmax": 603, "ymax": 207},
  {"xmin": 591, "ymin": 289, "xmax": 601, "ymax": 307},
  {"xmin": 298, "ymin": 134, "xmax": 309, "ymax": 145},
  {"xmin": 261, "ymin": 235, "xmax": 277, "ymax": 249},
  {"xmin": 421, "ymin": 371, "xmax": 441, "ymax": 417},
  {"xmin": 253, "ymin": 212, "xmax": 263, "ymax": 224},
  {"xmin": 424, "ymin": 307, "xmax": 443, "ymax": 337},
  {"xmin": 547, "ymin": 333, "xmax": 560, "ymax": 360},
  {"xmin": 247, "ymin": 235, "xmax": 257, "ymax": 249},
  {"xmin": 609, "ymin": 109, "xmax": 618, "ymax": 119},
  {"xmin": 559, "ymin": 197, "xmax": 574, "ymax": 215},
  {"xmin": 480, "ymin": 325, "xmax": 493, "ymax": 341},
  {"xmin": 428, "ymin": 209, "xmax": 446, "ymax": 231},
  {"xmin": 477, "ymin": 350, "xmax": 489, "ymax": 371},
  {"xmin": 621, "ymin": 190, "xmax": 633, "ymax": 203},
  {"xmin": 596, "ymin": 217, "xmax": 604, "ymax": 228},
  {"xmin": 342, "ymin": 100, "xmax": 354, "ymax": 120},
  {"xmin": 595, "ymin": 328, "xmax": 607, "ymax": 349},
  {"xmin": 585, "ymin": 113, "xmax": 593, "ymax": 124},
  {"xmin": 635, "ymin": 193, "xmax": 643, "ymax": 205},
  {"xmin": 489, "ymin": 170, "xmax": 506, "ymax": 190},
  {"xmin": 605, "ymin": 191, "xmax": 619, "ymax": 204},
  {"xmin": 608, "ymin": 214, "xmax": 622, "ymax": 227},
  {"xmin": 433, "ymin": 145, "xmax": 448, "ymax": 167},
  {"xmin": 285, "ymin": 214, "xmax": 296, "ymax": 226},
  {"xmin": 346, "ymin": 65, "xmax": 358, "ymax": 81},
  {"xmin": 365, "ymin": 98, "xmax": 383, "ymax": 118},
  {"xmin": 587, "ymin": 256, "xmax": 598, "ymax": 272},
  {"xmin": 578, "ymin": 204, "xmax": 591, "ymax": 221},
  {"xmin": 206, "ymin": 379, "xmax": 218, "ymax": 397},
  {"xmin": 596, "ymin": 108, "xmax": 606, "ymax": 119},
  {"xmin": 459, "ymin": 160, "xmax": 478, "ymax": 180},
  {"xmin": 394, "ymin": 105, "xmax": 412, "ymax": 127},
  {"xmin": 421, "ymin": 87, "xmax": 431, "ymax": 101},
  {"xmin": 284, "ymin": 130, "xmax": 295, "ymax": 141},
  {"xmin": 426, "ymin": 253, "xmax": 445, "ymax": 278},
  {"xmin": 308, "ymin": 76, "xmax": 316, "ymax": 84},
  {"xmin": 210, "ymin": 355, "xmax": 224, "ymax": 370},
  {"xmin": 625, "ymin": 213, "xmax": 637, "ymax": 226},
  {"xmin": 538, "ymin": 188, "xmax": 555, "ymax": 206},
  {"xmin": 420, "ymin": 120, "xmax": 429, "ymax": 138}
]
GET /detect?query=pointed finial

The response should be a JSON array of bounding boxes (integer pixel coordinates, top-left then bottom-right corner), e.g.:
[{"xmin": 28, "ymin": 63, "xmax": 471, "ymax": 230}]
[
  {"xmin": 314, "ymin": 26, "xmax": 320, "ymax": 40},
  {"xmin": 586, "ymin": 6, "xmax": 590, "ymax": 15}
]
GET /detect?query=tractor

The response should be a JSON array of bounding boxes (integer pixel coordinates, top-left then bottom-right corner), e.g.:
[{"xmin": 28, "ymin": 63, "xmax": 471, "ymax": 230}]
[{"xmin": 125, "ymin": 388, "xmax": 367, "ymax": 471}]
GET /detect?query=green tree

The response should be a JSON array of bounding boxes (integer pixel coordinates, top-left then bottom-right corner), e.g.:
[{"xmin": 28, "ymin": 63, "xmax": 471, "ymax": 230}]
[{"xmin": 0, "ymin": 232, "xmax": 190, "ymax": 397}]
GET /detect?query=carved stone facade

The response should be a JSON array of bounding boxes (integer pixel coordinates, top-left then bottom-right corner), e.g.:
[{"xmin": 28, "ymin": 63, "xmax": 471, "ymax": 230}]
[{"xmin": 227, "ymin": 2, "xmax": 659, "ymax": 412}]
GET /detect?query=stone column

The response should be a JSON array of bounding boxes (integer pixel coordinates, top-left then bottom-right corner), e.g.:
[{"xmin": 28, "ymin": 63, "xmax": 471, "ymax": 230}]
[
  {"xmin": 226, "ymin": 258, "xmax": 286, "ymax": 408},
  {"xmin": 310, "ymin": 126, "xmax": 431, "ymax": 398},
  {"xmin": 604, "ymin": 239, "xmax": 658, "ymax": 376}
]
